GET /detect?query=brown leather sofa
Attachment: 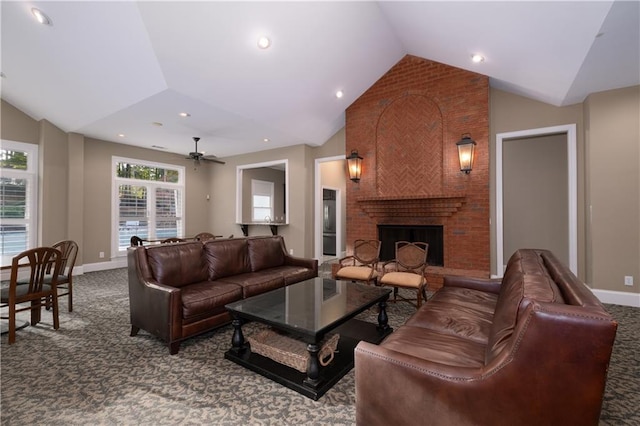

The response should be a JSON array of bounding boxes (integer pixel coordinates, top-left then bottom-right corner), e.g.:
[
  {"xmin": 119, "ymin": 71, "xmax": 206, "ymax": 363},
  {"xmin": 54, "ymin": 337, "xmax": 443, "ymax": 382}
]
[
  {"xmin": 355, "ymin": 249, "xmax": 618, "ymax": 426},
  {"xmin": 127, "ymin": 235, "xmax": 318, "ymax": 354}
]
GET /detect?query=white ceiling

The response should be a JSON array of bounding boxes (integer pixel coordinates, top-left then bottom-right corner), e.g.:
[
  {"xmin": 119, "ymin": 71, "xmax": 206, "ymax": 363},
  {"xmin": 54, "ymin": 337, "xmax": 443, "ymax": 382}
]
[{"xmin": 2, "ymin": 1, "xmax": 638, "ymax": 160}]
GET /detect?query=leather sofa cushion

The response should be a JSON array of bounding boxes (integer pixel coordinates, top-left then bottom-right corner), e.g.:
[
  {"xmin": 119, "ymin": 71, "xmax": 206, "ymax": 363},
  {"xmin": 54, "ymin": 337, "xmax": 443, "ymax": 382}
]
[
  {"xmin": 204, "ymin": 238, "xmax": 251, "ymax": 280},
  {"xmin": 486, "ymin": 249, "xmax": 566, "ymax": 363},
  {"xmin": 382, "ymin": 325, "xmax": 486, "ymax": 368},
  {"xmin": 217, "ymin": 271, "xmax": 284, "ymax": 298},
  {"xmin": 146, "ymin": 242, "xmax": 208, "ymax": 288},
  {"xmin": 282, "ymin": 266, "xmax": 317, "ymax": 285},
  {"xmin": 406, "ymin": 286, "xmax": 498, "ymax": 345},
  {"xmin": 248, "ymin": 237, "xmax": 285, "ymax": 272},
  {"xmin": 181, "ymin": 281, "xmax": 243, "ymax": 322}
]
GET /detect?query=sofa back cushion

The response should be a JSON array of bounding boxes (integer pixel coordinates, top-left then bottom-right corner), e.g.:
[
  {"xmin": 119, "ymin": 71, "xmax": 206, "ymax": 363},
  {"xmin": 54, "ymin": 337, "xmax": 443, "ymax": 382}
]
[
  {"xmin": 204, "ymin": 238, "xmax": 251, "ymax": 280},
  {"xmin": 146, "ymin": 242, "xmax": 208, "ymax": 288},
  {"xmin": 486, "ymin": 249, "xmax": 566, "ymax": 363},
  {"xmin": 248, "ymin": 236, "xmax": 285, "ymax": 272}
]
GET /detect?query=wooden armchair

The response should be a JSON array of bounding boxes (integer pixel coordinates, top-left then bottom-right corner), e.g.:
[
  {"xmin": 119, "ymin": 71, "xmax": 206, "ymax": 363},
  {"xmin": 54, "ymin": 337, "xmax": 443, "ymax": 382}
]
[
  {"xmin": 335, "ymin": 239, "xmax": 381, "ymax": 285},
  {"xmin": 379, "ymin": 241, "xmax": 429, "ymax": 307}
]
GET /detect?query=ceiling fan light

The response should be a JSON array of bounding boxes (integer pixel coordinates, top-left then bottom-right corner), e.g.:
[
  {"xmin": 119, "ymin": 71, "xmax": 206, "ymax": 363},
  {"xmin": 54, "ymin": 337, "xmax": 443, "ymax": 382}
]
[{"xmin": 31, "ymin": 8, "xmax": 52, "ymax": 26}]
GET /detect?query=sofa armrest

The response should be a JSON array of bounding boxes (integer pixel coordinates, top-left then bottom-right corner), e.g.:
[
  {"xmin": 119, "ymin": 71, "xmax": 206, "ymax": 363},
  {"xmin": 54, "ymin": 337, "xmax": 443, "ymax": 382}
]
[
  {"xmin": 127, "ymin": 247, "xmax": 182, "ymax": 342},
  {"xmin": 284, "ymin": 254, "xmax": 318, "ymax": 276},
  {"xmin": 443, "ymin": 275, "xmax": 502, "ymax": 294},
  {"xmin": 355, "ymin": 341, "xmax": 483, "ymax": 426}
]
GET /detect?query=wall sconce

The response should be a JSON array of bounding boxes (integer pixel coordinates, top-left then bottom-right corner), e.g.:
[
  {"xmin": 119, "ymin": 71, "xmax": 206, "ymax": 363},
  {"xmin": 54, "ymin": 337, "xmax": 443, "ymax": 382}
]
[
  {"xmin": 347, "ymin": 150, "xmax": 363, "ymax": 182},
  {"xmin": 456, "ymin": 134, "xmax": 476, "ymax": 174}
]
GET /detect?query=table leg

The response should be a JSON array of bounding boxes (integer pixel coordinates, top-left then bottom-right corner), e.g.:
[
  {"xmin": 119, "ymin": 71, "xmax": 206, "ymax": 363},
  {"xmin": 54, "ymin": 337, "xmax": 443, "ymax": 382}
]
[
  {"xmin": 377, "ymin": 299, "xmax": 390, "ymax": 332},
  {"xmin": 304, "ymin": 343, "xmax": 320, "ymax": 387},
  {"xmin": 230, "ymin": 317, "xmax": 246, "ymax": 353}
]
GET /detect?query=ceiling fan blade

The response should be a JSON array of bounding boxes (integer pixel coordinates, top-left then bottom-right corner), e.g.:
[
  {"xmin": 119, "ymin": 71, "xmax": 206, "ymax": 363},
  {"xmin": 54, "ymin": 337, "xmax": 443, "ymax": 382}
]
[{"xmin": 203, "ymin": 157, "xmax": 226, "ymax": 165}]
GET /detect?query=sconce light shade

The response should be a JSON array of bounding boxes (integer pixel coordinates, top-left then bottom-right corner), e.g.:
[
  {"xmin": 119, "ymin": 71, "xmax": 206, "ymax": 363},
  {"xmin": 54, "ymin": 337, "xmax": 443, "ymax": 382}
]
[
  {"xmin": 456, "ymin": 134, "xmax": 476, "ymax": 174},
  {"xmin": 347, "ymin": 150, "xmax": 363, "ymax": 182}
]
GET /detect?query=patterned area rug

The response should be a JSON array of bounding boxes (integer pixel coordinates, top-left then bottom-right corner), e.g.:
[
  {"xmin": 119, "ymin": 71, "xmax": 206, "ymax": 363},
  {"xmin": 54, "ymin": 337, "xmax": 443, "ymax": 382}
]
[{"xmin": 1, "ymin": 267, "xmax": 638, "ymax": 425}]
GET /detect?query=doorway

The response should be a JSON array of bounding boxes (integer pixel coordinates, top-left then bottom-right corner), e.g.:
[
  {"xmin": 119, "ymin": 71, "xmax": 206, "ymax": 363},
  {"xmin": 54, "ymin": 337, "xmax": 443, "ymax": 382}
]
[
  {"xmin": 322, "ymin": 188, "xmax": 338, "ymax": 257},
  {"xmin": 314, "ymin": 156, "xmax": 345, "ymax": 261},
  {"xmin": 496, "ymin": 124, "xmax": 577, "ymax": 275}
]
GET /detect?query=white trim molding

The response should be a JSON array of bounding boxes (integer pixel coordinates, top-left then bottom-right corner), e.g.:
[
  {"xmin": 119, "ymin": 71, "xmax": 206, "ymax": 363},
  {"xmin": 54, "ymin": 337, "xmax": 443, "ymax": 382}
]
[
  {"xmin": 83, "ymin": 257, "xmax": 127, "ymax": 273},
  {"xmin": 496, "ymin": 124, "xmax": 577, "ymax": 276},
  {"xmin": 591, "ymin": 289, "xmax": 640, "ymax": 308}
]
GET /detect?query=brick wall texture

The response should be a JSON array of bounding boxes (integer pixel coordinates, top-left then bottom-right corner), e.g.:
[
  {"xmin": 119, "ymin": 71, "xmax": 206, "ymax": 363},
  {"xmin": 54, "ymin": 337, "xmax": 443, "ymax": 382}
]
[{"xmin": 345, "ymin": 55, "xmax": 490, "ymax": 275}]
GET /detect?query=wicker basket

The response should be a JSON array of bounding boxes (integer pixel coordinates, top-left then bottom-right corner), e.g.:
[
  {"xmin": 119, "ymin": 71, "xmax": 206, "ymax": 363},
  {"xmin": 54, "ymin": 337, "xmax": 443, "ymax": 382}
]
[{"xmin": 247, "ymin": 328, "xmax": 340, "ymax": 373}]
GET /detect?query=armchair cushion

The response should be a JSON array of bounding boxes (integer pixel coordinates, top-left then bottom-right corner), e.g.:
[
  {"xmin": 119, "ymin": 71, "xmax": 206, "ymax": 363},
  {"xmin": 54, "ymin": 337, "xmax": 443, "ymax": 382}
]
[
  {"xmin": 336, "ymin": 266, "xmax": 378, "ymax": 281},
  {"xmin": 379, "ymin": 271, "xmax": 423, "ymax": 288}
]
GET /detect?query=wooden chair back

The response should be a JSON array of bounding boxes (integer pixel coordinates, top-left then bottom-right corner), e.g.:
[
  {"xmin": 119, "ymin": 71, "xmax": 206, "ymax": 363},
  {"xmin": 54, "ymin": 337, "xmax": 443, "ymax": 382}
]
[
  {"xmin": 194, "ymin": 232, "xmax": 215, "ymax": 242},
  {"xmin": 394, "ymin": 241, "xmax": 429, "ymax": 274},
  {"xmin": 161, "ymin": 238, "xmax": 186, "ymax": 244},
  {"xmin": 352, "ymin": 239, "xmax": 381, "ymax": 266}
]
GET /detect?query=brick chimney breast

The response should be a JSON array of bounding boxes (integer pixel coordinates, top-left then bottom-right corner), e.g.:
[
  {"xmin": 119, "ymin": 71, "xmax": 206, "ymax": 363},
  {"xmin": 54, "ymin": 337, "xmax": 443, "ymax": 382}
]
[{"xmin": 345, "ymin": 54, "xmax": 490, "ymax": 276}]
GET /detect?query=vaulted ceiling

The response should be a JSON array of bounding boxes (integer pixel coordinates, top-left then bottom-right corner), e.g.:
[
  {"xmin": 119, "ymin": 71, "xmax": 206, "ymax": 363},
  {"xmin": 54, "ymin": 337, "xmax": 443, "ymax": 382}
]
[{"xmin": 2, "ymin": 1, "xmax": 638, "ymax": 159}]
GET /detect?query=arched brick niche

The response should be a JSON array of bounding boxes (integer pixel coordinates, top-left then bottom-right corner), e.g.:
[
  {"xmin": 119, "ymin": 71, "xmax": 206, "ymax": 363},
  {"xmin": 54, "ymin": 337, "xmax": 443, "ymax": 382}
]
[
  {"xmin": 345, "ymin": 54, "xmax": 490, "ymax": 275},
  {"xmin": 376, "ymin": 93, "xmax": 443, "ymax": 196}
]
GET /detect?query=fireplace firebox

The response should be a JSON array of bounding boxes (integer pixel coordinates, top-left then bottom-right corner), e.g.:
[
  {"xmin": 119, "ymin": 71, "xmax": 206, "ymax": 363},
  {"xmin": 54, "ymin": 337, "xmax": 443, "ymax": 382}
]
[{"xmin": 378, "ymin": 225, "xmax": 444, "ymax": 266}]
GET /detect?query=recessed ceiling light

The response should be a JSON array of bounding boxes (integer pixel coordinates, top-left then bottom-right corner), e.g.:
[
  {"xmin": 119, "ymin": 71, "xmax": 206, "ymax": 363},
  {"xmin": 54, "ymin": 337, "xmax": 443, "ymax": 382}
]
[
  {"xmin": 335, "ymin": 90, "xmax": 344, "ymax": 99},
  {"xmin": 117, "ymin": 133, "xmax": 125, "ymax": 138},
  {"xmin": 471, "ymin": 54, "xmax": 485, "ymax": 63},
  {"xmin": 179, "ymin": 112, "xmax": 191, "ymax": 117},
  {"xmin": 257, "ymin": 36, "xmax": 271, "ymax": 49},
  {"xmin": 152, "ymin": 122, "xmax": 163, "ymax": 127},
  {"xmin": 263, "ymin": 138, "xmax": 270, "ymax": 142},
  {"xmin": 31, "ymin": 8, "xmax": 52, "ymax": 26}
]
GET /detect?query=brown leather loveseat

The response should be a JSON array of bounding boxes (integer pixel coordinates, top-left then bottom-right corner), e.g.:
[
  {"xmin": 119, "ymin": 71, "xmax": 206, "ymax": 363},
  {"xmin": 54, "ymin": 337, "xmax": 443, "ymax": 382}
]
[
  {"xmin": 355, "ymin": 249, "xmax": 618, "ymax": 425},
  {"xmin": 127, "ymin": 235, "xmax": 318, "ymax": 354}
]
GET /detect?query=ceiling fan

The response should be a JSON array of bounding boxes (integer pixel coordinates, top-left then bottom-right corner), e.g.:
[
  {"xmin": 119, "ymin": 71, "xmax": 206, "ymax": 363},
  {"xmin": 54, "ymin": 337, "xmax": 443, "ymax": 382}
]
[{"xmin": 186, "ymin": 137, "xmax": 225, "ymax": 165}]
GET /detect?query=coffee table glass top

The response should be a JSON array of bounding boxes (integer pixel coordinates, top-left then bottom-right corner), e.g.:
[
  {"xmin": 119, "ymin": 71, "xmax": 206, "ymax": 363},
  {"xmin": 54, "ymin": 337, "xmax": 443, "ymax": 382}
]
[{"xmin": 226, "ymin": 277, "xmax": 390, "ymax": 337}]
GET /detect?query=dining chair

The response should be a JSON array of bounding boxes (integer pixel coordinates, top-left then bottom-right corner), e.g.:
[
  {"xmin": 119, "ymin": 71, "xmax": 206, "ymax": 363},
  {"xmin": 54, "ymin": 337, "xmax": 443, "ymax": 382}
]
[
  {"xmin": 161, "ymin": 237, "xmax": 186, "ymax": 243},
  {"xmin": 194, "ymin": 232, "xmax": 215, "ymax": 242},
  {"xmin": 47, "ymin": 240, "xmax": 78, "ymax": 312},
  {"xmin": 335, "ymin": 239, "xmax": 381, "ymax": 285},
  {"xmin": 379, "ymin": 241, "xmax": 429, "ymax": 308},
  {"xmin": 0, "ymin": 247, "xmax": 63, "ymax": 344}
]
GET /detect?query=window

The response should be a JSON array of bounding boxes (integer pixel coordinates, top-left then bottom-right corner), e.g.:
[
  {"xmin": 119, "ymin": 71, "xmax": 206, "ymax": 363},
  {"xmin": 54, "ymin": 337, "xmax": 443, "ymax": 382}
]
[
  {"xmin": 0, "ymin": 141, "xmax": 38, "ymax": 260},
  {"xmin": 113, "ymin": 157, "xmax": 184, "ymax": 253},
  {"xmin": 251, "ymin": 179, "xmax": 274, "ymax": 222}
]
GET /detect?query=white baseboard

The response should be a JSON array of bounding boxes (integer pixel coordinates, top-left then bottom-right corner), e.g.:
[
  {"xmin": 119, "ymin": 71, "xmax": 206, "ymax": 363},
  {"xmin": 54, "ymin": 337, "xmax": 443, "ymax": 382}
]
[
  {"xmin": 591, "ymin": 289, "xmax": 640, "ymax": 308},
  {"xmin": 82, "ymin": 257, "xmax": 127, "ymax": 273}
]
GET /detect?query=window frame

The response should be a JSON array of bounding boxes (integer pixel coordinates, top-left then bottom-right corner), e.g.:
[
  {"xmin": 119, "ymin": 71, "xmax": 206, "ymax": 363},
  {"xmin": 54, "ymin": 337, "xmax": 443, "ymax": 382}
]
[
  {"xmin": 0, "ymin": 140, "xmax": 39, "ymax": 264},
  {"xmin": 251, "ymin": 179, "xmax": 274, "ymax": 222},
  {"xmin": 111, "ymin": 156, "xmax": 185, "ymax": 256}
]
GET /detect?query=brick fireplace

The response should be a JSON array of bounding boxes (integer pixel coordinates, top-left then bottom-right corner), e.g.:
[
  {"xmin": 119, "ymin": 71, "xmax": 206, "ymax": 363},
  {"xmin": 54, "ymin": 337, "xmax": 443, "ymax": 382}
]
[{"xmin": 345, "ymin": 55, "xmax": 490, "ymax": 288}]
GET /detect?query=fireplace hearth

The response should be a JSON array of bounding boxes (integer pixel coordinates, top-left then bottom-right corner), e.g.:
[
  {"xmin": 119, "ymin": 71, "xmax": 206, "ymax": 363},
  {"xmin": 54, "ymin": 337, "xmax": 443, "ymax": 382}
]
[{"xmin": 378, "ymin": 225, "xmax": 444, "ymax": 266}]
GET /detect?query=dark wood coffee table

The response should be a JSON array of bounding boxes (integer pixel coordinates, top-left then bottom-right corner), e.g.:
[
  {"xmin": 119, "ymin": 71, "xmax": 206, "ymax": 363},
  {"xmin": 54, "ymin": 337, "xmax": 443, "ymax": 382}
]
[{"xmin": 224, "ymin": 277, "xmax": 392, "ymax": 400}]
